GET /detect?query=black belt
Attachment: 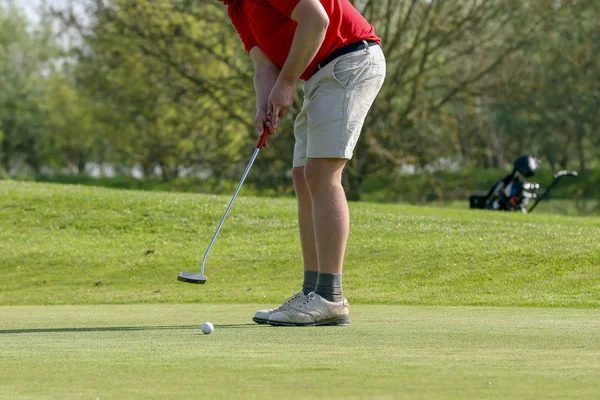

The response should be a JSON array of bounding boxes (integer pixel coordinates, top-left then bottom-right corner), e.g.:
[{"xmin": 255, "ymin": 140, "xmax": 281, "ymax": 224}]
[{"xmin": 317, "ymin": 40, "xmax": 379, "ymax": 71}]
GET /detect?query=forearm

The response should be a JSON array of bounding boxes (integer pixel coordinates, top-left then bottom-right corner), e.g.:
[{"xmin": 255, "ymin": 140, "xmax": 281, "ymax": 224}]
[
  {"xmin": 255, "ymin": 63, "xmax": 280, "ymax": 111},
  {"xmin": 279, "ymin": 6, "xmax": 329, "ymax": 84}
]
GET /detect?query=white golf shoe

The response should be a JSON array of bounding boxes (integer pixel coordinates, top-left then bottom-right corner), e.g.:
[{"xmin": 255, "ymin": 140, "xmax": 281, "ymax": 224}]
[
  {"xmin": 267, "ymin": 292, "xmax": 350, "ymax": 326},
  {"xmin": 252, "ymin": 292, "xmax": 307, "ymax": 324}
]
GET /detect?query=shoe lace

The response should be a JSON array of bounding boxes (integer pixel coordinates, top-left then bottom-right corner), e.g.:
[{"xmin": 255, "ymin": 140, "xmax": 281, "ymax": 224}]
[
  {"xmin": 298, "ymin": 292, "xmax": 316, "ymax": 308},
  {"xmin": 282, "ymin": 292, "xmax": 303, "ymax": 306}
]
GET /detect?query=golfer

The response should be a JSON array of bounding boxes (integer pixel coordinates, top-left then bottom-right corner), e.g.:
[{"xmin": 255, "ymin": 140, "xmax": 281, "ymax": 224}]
[{"xmin": 225, "ymin": 0, "xmax": 386, "ymax": 326}]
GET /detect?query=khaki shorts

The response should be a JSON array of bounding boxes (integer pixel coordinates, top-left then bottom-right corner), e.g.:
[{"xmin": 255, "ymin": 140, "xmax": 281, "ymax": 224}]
[{"xmin": 293, "ymin": 43, "xmax": 386, "ymax": 168}]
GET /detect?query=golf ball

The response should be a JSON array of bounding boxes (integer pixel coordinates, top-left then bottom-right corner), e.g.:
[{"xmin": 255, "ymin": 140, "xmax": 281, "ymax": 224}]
[{"xmin": 201, "ymin": 322, "xmax": 214, "ymax": 335}]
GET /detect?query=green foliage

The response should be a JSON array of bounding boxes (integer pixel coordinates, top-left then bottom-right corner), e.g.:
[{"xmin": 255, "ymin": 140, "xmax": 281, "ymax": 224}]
[
  {"xmin": 342, "ymin": 0, "xmax": 557, "ymax": 199},
  {"xmin": 491, "ymin": 0, "xmax": 600, "ymax": 171},
  {"xmin": 68, "ymin": 0, "xmax": 256, "ymax": 181},
  {"xmin": 44, "ymin": 72, "xmax": 96, "ymax": 172},
  {"xmin": 0, "ymin": 163, "xmax": 7, "ymax": 180},
  {"xmin": 2, "ymin": 0, "xmax": 599, "ymax": 199},
  {"xmin": 0, "ymin": 1, "xmax": 57, "ymax": 173},
  {"xmin": 0, "ymin": 128, "xmax": 4, "ymax": 178}
]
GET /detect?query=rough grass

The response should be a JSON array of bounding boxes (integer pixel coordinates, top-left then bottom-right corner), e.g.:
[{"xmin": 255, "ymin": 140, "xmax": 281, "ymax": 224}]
[{"xmin": 1, "ymin": 181, "xmax": 599, "ymax": 307}]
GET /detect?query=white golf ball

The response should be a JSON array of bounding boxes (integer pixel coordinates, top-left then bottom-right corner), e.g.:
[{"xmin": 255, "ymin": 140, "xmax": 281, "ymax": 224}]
[{"xmin": 201, "ymin": 322, "xmax": 214, "ymax": 335}]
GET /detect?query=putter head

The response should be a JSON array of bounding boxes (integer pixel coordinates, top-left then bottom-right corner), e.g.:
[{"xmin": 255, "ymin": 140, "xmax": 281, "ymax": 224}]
[{"xmin": 177, "ymin": 272, "xmax": 208, "ymax": 284}]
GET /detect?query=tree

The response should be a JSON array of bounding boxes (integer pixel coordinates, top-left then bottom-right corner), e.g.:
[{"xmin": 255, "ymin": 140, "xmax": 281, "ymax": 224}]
[
  {"xmin": 0, "ymin": 1, "xmax": 57, "ymax": 173},
  {"xmin": 44, "ymin": 72, "xmax": 96, "ymax": 173},
  {"xmin": 339, "ymin": 0, "xmax": 557, "ymax": 200},
  {"xmin": 54, "ymin": 0, "xmax": 261, "ymax": 181},
  {"xmin": 491, "ymin": 0, "xmax": 600, "ymax": 172},
  {"xmin": 48, "ymin": 0, "xmax": 598, "ymax": 201}
]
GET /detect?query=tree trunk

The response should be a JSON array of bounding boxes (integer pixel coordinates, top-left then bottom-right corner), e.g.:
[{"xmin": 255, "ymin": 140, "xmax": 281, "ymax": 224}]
[
  {"xmin": 576, "ymin": 129, "xmax": 586, "ymax": 171},
  {"xmin": 141, "ymin": 164, "xmax": 151, "ymax": 177},
  {"xmin": 344, "ymin": 171, "xmax": 363, "ymax": 202},
  {"xmin": 160, "ymin": 164, "xmax": 170, "ymax": 182},
  {"xmin": 77, "ymin": 153, "xmax": 87, "ymax": 174},
  {"xmin": 343, "ymin": 137, "xmax": 370, "ymax": 202}
]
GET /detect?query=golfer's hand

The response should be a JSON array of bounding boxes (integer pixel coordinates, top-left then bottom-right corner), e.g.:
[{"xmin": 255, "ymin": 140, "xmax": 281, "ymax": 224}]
[
  {"xmin": 267, "ymin": 79, "xmax": 295, "ymax": 133},
  {"xmin": 254, "ymin": 109, "xmax": 268, "ymax": 135},
  {"xmin": 254, "ymin": 109, "xmax": 270, "ymax": 148}
]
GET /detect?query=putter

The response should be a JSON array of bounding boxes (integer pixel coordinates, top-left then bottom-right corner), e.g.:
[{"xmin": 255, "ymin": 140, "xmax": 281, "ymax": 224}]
[
  {"xmin": 527, "ymin": 170, "xmax": 578, "ymax": 213},
  {"xmin": 177, "ymin": 127, "xmax": 269, "ymax": 284}
]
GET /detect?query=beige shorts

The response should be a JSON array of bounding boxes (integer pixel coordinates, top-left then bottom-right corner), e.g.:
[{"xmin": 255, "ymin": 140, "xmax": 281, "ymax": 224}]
[{"xmin": 293, "ymin": 43, "xmax": 386, "ymax": 168}]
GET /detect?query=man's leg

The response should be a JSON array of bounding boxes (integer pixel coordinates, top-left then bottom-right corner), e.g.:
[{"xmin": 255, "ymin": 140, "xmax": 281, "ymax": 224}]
[
  {"xmin": 292, "ymin": 166, "xmax": 319, "ymax": 294},
  {"xmin": 303, "ymin": 158, "xmax": 348, "ymax": 302},
  {"xmin": 268, "ymin": 45, "xmax": 385, "ymax": 326},
  {"xmin": 268, "ymin": 160, "xmax": 352, "ymax": 327}
]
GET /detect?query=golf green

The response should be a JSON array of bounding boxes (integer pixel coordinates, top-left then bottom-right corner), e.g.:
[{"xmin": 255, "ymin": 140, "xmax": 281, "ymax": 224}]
[{"xmin": 1, "ymin": 304, "xmax": 599, "ymax": 399}]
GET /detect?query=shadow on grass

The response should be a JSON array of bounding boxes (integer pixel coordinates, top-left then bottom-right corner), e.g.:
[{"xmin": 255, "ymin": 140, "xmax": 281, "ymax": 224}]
[{"xmin": 0, "ymin": 324, "xmax": 263, "ymax": 334}]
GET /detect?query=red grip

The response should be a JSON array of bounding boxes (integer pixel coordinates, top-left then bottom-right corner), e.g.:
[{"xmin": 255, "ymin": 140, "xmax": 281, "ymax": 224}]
[{"xmin": 257, "ymin": 127, "xmax": 269, "ymax": 149}]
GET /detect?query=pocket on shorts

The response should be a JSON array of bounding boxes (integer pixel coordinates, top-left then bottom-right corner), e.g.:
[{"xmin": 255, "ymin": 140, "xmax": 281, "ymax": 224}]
[{"xmin": 331, "ymin": 51, "xmax": 373, "ymax": 88}]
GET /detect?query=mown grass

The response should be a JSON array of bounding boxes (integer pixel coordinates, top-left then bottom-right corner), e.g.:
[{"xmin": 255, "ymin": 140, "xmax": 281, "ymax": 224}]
[
  {"xmin": 1, "ymin": 181, "xmax": 598, "ymax": 307},
  {"xmin": 443, "ymin": 198, "xmax": 600, "ymax": 218},
  {"xmin": 1, "ymin": 304, "xmax": 599, "ymax": 399},
  {"xmin": 1, "ymin": 181, "xmax": 599, "ymax": 399}
]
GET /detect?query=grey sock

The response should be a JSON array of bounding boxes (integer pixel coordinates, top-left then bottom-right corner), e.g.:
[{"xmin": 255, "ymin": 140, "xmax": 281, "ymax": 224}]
[
  {"xmin": 302, "ymin": 270, "xmax": 318, "ymax": 295},
  {"xmin": 315, "ymin": 273, "xmax": 343, "ymax": 302}
]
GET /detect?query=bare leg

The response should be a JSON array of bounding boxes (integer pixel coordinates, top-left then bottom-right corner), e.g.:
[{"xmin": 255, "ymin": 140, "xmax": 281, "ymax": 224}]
[
  {"xmin": 292, "ymin": 167, "xmax": 318, "ymax": 273},
  {"xmin": 265, "ymin": 158, "xmax": 350, "ymax": 324},
  {"xmin": 303, "ymin": 158, "xmax": 348, "ymax": 275}
]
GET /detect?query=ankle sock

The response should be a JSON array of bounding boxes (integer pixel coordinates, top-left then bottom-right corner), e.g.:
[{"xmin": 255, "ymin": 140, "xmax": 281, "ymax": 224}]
[
  {"xmin": 302, "ymin": 270, "xmax": 318, "ymax": 295},
  {"xmin": 315, "ymin": 273, "xmax": 343, "ymax": 302}
]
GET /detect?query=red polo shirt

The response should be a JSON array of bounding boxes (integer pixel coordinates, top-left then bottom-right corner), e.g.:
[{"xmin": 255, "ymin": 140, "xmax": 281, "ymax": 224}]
[{"xmin": 227, "ymin": 0, "xmax": 380, "ymax": 80}]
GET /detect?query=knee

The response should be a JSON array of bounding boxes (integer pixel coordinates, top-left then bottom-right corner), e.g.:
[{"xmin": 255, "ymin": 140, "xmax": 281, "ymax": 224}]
[
  {"xmin": 303, "ymin": 162, "xmax": 337, "ymax": 194},
  {"xmin": 292, "ymin": 167, "xmax": 306, "ymax": 187},
  {"xmin": 292, "ymin": 166, "xmax": 312, "ymax": 200},
  {"xmin": 303, "ymin": 159, "xmax": 346, "ymax": 194}
]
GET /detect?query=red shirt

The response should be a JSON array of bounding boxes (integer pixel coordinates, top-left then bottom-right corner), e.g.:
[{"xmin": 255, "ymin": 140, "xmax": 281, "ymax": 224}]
[{"xmin": 227, "ymin": 0, "xmax": 380, "ymax": 80}]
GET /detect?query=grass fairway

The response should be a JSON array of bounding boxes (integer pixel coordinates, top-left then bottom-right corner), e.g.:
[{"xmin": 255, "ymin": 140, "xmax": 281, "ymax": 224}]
[
  {"xmin": 1, "ymin": 181, "xmax": 599, "ymax": 306},
  {"xmin": 1, "ymin": 181, "xmax": 599, "ymax": 398},
  {"xmin": 1, "ymin": 304, "xmax": 599, "ymax": 399}
]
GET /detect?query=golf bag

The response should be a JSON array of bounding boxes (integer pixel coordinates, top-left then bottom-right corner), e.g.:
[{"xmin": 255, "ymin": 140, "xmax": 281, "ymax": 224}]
[{"xmin": 469, "ymin": 155, "xmax": 578, "ymax": 214}]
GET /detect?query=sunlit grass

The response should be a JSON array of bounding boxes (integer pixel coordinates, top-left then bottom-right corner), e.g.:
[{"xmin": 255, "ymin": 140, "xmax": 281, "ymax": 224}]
[{"xmin": 1, "ymin": 181, "xmax": 598, "ymax": 307}]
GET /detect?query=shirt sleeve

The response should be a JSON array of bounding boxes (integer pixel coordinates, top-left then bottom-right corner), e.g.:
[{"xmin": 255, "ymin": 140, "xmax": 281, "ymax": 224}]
[
  {"xmin": 265, "ymin": 0, "xmax": 303, "ymax": 18},
  {"xmin": 227, "ymin": 5, "xmax": 257, "ymax": 52}
]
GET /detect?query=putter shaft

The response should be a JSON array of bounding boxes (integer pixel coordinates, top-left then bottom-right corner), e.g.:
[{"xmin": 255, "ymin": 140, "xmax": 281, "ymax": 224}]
[
  {"xmin": 178, "ymin": 128, "xmax": 269, "ymax": 284},
  {"xmin": 199, "ymin": 146, "xmax": 261, "ymax": 276}
]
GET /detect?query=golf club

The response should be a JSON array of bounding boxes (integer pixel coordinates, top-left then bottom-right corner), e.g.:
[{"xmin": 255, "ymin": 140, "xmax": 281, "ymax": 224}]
[
  {"xmin": 527, "ymin": 170, "xmax": 578, "ymax": 213},
  {"xmin": 177, "ymin": 127, "xmax": 269, "ymax": 284}
]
